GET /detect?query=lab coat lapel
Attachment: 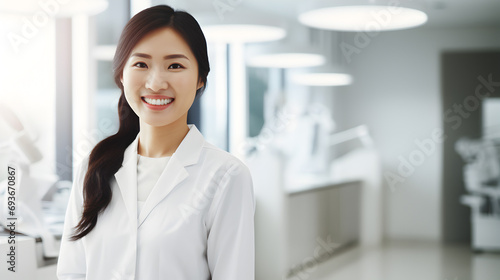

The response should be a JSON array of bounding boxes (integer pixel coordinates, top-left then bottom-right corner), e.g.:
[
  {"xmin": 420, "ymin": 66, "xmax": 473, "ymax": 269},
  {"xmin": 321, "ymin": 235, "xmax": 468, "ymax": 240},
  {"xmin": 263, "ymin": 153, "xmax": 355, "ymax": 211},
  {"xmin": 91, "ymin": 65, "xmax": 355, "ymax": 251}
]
[
  {"xmin": 137, "ymin": 157, "xmax": 187, "ymax": 228},
  {"xmin": 137, "ymin": 124, "xmax": 205, "ymax": 228},
  {"xmin": 114, "ymin": 134, "xmax": 140, "ymax": 228}
]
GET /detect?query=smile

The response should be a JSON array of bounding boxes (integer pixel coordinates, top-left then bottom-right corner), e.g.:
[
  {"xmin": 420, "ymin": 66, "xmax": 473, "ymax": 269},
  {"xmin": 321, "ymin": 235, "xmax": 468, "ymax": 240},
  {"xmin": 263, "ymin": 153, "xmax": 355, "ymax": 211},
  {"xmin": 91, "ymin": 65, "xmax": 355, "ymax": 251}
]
[{"xmin": 142, "ymin": 97, "xmax": 174, "ymax": 106}]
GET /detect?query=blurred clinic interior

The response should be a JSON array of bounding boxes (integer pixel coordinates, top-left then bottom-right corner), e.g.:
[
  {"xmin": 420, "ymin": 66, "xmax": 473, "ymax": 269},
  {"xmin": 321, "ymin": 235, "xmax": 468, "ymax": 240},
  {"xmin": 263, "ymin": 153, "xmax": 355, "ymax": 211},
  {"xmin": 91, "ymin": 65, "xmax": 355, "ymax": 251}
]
[{"xmin": 1, "ymin": 0, "xmax": 500, "ymax": 279}]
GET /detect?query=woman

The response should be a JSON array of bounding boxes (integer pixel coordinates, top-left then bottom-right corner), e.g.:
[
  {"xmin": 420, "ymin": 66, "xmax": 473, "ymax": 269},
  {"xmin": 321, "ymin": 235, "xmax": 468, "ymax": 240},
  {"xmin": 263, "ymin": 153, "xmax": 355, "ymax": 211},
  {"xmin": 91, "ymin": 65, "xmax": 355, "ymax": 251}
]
[{"xmin": 57, "ymin": 5, "xmax": 255, "ymax": 280}]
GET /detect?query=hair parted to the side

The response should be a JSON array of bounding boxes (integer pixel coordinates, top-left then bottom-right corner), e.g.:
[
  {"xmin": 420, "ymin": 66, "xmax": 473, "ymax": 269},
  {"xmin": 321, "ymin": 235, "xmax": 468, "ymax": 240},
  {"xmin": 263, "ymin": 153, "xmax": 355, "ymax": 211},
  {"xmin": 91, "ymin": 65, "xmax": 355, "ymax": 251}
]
[{"xmin": 70, "ymin": 5, "xmax": 210, "ymax": 241}]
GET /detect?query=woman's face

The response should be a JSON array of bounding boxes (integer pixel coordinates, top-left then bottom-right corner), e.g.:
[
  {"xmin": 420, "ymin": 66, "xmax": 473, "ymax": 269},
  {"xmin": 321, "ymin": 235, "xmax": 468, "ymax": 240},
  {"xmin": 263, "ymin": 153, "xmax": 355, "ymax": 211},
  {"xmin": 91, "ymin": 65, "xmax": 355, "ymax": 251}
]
[{"xmin": 121, "ymin": 27, "xmax": 202, "ymax": 128}]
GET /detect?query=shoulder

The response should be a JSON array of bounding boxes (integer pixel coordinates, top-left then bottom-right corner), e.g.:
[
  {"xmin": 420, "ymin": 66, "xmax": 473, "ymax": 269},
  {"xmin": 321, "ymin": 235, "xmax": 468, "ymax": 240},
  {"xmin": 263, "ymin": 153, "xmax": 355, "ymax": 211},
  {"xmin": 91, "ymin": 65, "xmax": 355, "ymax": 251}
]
[
  {"xmin": 200, "ymin": 141, "xmax": 251, "ymax": 176},
  {"xmin": 201, "ymin": 141, "xmax": 239, "ymax": 164},
  {"xmin": 201, "ymin": 142, "xmax": 256, "ymax": 227},
  {"xmin": 193, "ymin": 141, "xmax": 253, "ymax": 189}
]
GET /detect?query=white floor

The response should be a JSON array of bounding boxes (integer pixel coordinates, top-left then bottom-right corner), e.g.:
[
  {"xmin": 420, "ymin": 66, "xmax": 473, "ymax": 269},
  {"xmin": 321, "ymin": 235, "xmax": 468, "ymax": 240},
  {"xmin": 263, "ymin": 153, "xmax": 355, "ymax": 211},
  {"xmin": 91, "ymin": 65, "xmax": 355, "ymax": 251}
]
[{"xmin": 289, "ymin": 240, "xmax": 500, "ymax": 280}]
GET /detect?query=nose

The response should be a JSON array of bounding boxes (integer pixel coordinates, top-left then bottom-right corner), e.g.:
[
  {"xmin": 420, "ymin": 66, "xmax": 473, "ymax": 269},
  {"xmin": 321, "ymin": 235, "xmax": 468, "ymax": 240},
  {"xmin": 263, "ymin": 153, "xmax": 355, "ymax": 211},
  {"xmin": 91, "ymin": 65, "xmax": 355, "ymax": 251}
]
[{"xmin": 145, "ymin": 68, "xmax": 168, "ymax": 92}]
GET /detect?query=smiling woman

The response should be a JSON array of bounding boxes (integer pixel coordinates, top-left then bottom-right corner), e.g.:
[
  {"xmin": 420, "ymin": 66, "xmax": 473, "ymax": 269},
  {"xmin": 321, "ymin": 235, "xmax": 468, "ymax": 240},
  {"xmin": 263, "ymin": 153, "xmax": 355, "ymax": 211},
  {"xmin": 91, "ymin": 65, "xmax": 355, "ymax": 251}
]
[
  {"xmin": 120, "ymin": 27, "xmax": 203, "ymax": 133},
  {"xmin": 56, "ymin": 5, "xmax": 255, "ymax": 280}
]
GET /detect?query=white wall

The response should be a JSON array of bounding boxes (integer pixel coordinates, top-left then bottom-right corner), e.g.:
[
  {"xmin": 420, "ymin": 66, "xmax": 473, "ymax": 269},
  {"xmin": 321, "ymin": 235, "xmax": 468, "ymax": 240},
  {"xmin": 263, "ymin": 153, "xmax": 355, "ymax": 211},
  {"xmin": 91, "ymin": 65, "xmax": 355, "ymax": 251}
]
[{"xmin": 333, "ymin": 26, "xmax": 500, "ymax": 241}]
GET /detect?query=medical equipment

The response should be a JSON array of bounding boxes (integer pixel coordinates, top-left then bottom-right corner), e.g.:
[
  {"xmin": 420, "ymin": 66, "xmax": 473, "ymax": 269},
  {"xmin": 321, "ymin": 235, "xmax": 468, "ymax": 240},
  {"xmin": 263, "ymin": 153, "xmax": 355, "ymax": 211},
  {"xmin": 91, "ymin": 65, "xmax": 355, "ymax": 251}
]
[
  {"xmin": 456, "ymin": 137, "xmax": 500, "ymax": 251},
  {"xmin": 0, "ymin": 104, "xmax": 69, "ymax": 258}
]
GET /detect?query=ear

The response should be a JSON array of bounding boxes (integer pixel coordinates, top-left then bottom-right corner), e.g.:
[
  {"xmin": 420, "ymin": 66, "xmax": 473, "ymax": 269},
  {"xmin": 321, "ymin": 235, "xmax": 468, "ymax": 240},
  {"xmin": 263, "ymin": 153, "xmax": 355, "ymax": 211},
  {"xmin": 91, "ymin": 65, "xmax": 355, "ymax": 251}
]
[
  {"xmin": 120, "ymin": 75, "xmax": 124, "ymax": 84},
  {"xmin": 197, "ymin": 79, "xmax": 204, "ymax": 90}
]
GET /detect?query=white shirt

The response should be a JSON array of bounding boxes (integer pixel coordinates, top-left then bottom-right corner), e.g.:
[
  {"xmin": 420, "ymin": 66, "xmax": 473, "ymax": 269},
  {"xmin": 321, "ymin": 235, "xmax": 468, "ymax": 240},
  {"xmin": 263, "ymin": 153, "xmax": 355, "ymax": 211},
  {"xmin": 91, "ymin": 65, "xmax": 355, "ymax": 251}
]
[
  {"xmin": 136, "ymin": 155, "xmax": 170, "ymax": 217},
  {"xmin": 57, "ymin": 125, "xmax": 255, "ymax": 280}
]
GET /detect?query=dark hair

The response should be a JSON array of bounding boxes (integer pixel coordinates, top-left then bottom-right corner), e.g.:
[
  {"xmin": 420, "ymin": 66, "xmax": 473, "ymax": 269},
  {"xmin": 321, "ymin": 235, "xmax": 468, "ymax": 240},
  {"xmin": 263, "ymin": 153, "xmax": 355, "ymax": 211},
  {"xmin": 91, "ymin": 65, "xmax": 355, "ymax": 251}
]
[{"xmin": 70, "ymin": 5, "xmax": 210, "ymax": 241}]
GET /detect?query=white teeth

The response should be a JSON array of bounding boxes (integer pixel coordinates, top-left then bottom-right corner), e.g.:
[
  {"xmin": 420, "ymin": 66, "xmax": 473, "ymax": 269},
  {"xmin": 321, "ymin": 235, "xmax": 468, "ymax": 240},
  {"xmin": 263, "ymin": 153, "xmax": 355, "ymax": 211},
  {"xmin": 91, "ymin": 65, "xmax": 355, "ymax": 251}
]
[{"xmin": 144, "ymin": 97, "xmax": 173, "ymax": 105}]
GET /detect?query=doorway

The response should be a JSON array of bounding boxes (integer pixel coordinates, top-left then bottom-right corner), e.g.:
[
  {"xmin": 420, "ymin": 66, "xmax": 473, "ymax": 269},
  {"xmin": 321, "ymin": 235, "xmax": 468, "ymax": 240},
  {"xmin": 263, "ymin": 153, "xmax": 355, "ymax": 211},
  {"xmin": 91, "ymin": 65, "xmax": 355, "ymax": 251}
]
[{"xmin": 441, "ymin": 51, "xmax": 500, "ymax": 243}]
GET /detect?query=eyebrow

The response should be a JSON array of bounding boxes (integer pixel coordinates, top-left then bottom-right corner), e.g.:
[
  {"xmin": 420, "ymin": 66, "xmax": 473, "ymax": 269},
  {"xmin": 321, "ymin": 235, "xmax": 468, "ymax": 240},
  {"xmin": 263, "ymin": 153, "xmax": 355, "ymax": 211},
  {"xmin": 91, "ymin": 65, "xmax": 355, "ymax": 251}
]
[{"xmin": 130, "ymin": 53, "xmax": 189, "ymax": 60}]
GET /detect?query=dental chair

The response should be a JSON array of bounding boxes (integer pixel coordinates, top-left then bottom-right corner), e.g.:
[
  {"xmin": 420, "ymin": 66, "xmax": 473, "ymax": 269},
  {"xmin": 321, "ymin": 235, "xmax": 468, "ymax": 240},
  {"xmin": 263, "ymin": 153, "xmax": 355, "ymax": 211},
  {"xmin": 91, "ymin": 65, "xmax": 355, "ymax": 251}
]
[{"xmin": 456, "ymin": 137, "xmax": 500, "ymax": 251}]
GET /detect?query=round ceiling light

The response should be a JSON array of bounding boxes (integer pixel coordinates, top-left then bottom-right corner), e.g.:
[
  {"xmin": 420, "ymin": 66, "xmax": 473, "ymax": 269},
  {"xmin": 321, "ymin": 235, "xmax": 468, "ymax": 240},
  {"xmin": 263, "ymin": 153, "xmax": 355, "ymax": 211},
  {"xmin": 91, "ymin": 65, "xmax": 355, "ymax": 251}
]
[
  {"xmin": 201, "ymin": 24, "xmax": 286, "ymax": 44},
  {"xmin": 292, "ymin": 72, "xmax": 353, "ymax": 86},
  {"xmin": 0, "ymin": 0, "xmax": 108, "ymax": 16},
  {"xmin": 195, "ymin": 8, "xmax": 287, "ymax": 44},
  {"xmin": 246, "ymin": 41, "xmax": 327, "ymax": 68},
  {"xmin": 298, "ymin": 0, "xmax": 428, "ymax": 31},
  {"xmin": 247, "ymin": 53, "xmax": 325, "ymax": 68}
]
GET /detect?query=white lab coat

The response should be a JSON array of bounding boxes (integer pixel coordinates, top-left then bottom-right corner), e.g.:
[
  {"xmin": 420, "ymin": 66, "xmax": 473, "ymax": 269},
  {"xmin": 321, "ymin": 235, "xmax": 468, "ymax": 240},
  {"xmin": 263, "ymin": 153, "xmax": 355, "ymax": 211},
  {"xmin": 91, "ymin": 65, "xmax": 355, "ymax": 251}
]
[{"xmin": 57, "ymin": 125, "xmax": 255, "ymax": 280}]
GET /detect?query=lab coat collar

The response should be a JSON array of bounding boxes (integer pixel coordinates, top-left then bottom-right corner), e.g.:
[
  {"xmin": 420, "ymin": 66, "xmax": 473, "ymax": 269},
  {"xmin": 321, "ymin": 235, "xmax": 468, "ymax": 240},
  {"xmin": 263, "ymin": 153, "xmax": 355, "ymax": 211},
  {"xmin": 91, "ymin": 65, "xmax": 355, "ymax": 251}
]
[
  {"xmin": 114, "ymin": 124, "xmax": 205, "ymax": 228},
  {"xmin": 121, "ymin": 124, "xmax": 204, "ymax": 167}
]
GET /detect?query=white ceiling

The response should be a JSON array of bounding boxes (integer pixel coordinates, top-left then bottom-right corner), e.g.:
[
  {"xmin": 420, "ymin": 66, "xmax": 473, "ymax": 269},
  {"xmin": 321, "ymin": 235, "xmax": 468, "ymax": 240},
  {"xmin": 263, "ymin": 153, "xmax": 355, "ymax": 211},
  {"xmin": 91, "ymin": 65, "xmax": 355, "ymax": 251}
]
[{"xmin": 237, "ymin": 0, "xmax": 500, "ymax": 28}]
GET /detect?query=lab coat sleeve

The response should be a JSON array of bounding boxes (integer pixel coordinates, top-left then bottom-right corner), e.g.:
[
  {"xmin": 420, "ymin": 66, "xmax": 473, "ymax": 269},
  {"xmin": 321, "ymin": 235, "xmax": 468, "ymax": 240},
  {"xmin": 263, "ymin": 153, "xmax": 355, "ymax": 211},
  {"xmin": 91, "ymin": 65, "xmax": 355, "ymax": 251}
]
[
  {"xmin": 56, "ymin": 159, "xmax": 88, "ymax": 280},
  {"xmin": 207, "ymin": 160, "xmax": 256, "ymax": 280}
]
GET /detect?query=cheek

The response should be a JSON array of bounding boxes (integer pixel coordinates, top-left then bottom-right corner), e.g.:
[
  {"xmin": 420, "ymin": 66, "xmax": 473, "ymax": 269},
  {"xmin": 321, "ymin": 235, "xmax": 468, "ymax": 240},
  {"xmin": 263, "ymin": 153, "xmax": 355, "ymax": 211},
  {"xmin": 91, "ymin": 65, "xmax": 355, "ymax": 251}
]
[
  {"xmin": 123, "ymin": 72, "xmax": 144, "ymax": 94},
  {"xmin": 128, "ymin": 75, "xmax": 143, "ymax": 89},
  {"xmin": 176, "ymin": 71, "xmax": 200, "ymax": 92},
  {"xmin": 122, "ymin": 72, "xmax": 142, "ymax": 106}
]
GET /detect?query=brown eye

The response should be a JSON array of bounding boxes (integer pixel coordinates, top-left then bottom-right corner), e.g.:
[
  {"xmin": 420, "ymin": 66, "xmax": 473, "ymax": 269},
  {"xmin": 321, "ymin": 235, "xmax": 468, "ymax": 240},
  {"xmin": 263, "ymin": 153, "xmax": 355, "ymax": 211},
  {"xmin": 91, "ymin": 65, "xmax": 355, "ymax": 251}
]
[
  {"xmin": 133, "ymin": 62, "xmax": 148, "ymax": 68},
  {"xmin": 168, "ymin": 63, "xmax": 183, "ymax": 69}
]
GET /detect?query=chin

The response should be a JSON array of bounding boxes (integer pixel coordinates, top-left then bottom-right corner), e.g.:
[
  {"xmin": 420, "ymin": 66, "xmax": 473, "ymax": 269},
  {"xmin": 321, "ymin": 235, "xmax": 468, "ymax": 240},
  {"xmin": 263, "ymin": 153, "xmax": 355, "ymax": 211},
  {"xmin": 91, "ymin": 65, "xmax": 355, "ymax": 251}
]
[{"xmin": 141, "ymin": 117, "xmax": 173, "ymax": 128}]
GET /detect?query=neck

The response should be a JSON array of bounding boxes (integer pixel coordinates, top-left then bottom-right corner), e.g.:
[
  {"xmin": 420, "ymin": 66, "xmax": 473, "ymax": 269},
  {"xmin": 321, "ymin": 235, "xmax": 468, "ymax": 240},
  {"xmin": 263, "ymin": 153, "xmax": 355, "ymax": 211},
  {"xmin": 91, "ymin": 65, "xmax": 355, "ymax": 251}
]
[{"xmin": 137, "ymin": 117, "xmax": 190, "ymax": 158}]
